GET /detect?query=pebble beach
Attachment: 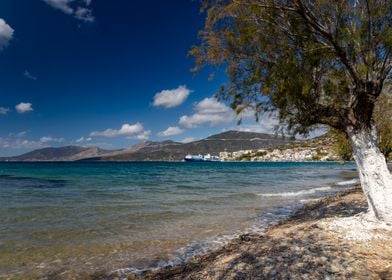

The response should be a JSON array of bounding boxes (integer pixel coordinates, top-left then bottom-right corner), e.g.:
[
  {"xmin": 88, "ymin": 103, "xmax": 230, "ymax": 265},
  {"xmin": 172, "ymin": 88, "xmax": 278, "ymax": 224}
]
[{"xmin": 127, "ymin": 186, "xmax": 392, "ymax": 280}]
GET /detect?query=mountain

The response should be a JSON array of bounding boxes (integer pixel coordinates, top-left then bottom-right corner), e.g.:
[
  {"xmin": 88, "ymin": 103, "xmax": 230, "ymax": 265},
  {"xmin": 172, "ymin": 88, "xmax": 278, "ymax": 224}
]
[
  {"xmin": 82, "ymin": 131, "xmax": 292, "ymax": 161},
  {"xmin": 0, "ymin": 146, "xmax": 121, "ymax": 162},
  {"xmin": 0, "ymin": 131, "xmax": 293, "ymax": 162}
]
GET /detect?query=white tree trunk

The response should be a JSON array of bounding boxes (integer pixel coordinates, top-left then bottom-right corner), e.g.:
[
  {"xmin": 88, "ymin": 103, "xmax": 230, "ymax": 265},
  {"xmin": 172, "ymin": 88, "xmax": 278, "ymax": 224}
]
[{"xmin": 347, "ymin": 126, "xmax": 392, "ymax": 222}]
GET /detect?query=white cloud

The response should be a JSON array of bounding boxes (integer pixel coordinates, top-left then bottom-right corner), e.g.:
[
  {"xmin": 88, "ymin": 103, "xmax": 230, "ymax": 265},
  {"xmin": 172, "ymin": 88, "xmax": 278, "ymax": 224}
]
[
  {"xmin": 179, "ymin": 97, "xmax": 235, "ymax": 128},
  {"xmin": 0, "ymin": 138, "xmax": 42, "ymax": 149},
  {"xmin": 76, "ymin": 136, "xmax": 92, "ymax": 143},
  {"xmin": 0, "ymin": 132, "xmax": 64, "ymax": 150},
  {"xmin": 0, "ymin": 18, "xmax": 14, "ymax": 51},
  {"xmin": 42, "ymin": 0, "xmax": 94, "ymax": 22},
  {"xmin": 15, "ymin": 102, "xmax": 33, "ymax": 114},
  {"xmin": 233, "ymin": 113, "xmax": 279, "ymax": 134},
  {"xmin": 40, "ymin": 136, "xmax": 64, "ymax": 143},
  {"xmin": 181, "ymin": 137, "xmax": 196, "ymax": 143},
  {"xmin": 24, "ymin": 70, "xmax": 37, "ymax": 81},
  {"xmin": 74, "ymin": 7, "xmax": 94, "ymax": 22},
  {"xmin": 158, "ymin": 126, "xmax": 184, "ymax": 137},
  {"xmin": 0, "ymin": 107, "xmax": 10, "ymax": 115},
  {"xmin": 43, "ymin": 0, "xmax": 73, "ymax": 13},
  {"xmin": 194, "ymin": 98, "xmax": 230, "ymax": 114},
  {"xmin": 14, "ymin": 131, "xmax": 28, "ymax": 138},
  {"xmin": 90, "ymin": 122, "xmax": 151, "ymax": 140},
  {"xmin": 135, "ymin": 130, "xmax": 151, "ymax": 141},
  {"xmin": 153, "ymin": 85, "xmax": 191, "ymax": 108}
]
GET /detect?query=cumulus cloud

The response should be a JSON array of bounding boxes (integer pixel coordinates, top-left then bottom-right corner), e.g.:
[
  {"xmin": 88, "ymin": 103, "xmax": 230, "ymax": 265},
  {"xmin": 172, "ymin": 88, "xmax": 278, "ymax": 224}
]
[
  {"xmin": 158, "ymin": 126, "xmax": 184, "ymax": 137},
  {"xmin": 179, "ymin": 97, "xmax": 236, "ymax": 128},
  {"xmin": 42, "ymin": 0, "xmax": 94, "ymax": 22},
  {"xmin": 134, "ymin": 130, "xmax": 151, "ymax": 141},
  {"xmin": 234, "ymin": 113, "xmax": 279, "ymax": 134},
  {"xmin": 90, "ymin": 122, "xmax": 151, "ymax": 140},
  {"xmin": 0, "ymin": 107, "xmax": 10, "ymax": 115},
  {"xmin": 76, "ymin": 136, "xmax": 92, "ymax": 143},
  {"xmin": 15, "ymin": 102, "xmax": 33, "ymax": 114},
  {"xmin": 153, "ymin": 85, "xmax": 190, "ymax": 108},
  {"xmin": 24, "ymin": 70, "xmax": 37, "ymax": 81},
  {"xmin": 0, "ymin": 18, "xmax": 14, "ymax": 51}
]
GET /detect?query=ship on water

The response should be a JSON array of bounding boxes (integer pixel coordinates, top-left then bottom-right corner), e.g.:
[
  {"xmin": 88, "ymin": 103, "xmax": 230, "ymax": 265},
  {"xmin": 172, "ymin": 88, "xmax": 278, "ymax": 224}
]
[{"xmin": 184, "ymin": 154, "xmax": 222, "ymax": 162}]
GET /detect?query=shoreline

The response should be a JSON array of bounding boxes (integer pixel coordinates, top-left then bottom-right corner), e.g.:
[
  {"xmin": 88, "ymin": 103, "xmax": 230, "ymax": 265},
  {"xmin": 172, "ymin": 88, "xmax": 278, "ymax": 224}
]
[
  {"xmin": 0, "ymin": 162, "xmax": 360, "ymax": 279},
  {"xmin": 121, "ymin": 186, "xmax": 392, "ymax": 280}
]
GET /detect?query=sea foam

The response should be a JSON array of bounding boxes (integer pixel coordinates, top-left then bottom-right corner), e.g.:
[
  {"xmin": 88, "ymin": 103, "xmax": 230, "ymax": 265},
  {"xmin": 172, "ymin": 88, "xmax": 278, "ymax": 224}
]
[
  {"xmin": 257, "ymin": 186, "xmax": 332, "ymax": 197},
  {"xmin": 335, "ymin": 179, "xmax": 359, "ymax": 186}
]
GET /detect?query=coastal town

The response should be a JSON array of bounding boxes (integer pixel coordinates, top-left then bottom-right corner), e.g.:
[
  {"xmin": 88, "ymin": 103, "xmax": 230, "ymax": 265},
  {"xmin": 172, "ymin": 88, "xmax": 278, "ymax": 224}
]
[
  {"xmin": 219, "ymin": 135, "xmax": 340, "ymax": 162},
  {"xmin": 220, "ymin": 146, "xmax": 338, "ymax": 162}
]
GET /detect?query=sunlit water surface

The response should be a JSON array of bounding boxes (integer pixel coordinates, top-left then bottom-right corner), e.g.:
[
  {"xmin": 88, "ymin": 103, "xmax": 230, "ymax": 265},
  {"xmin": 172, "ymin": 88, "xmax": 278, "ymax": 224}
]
[{"xmin": 0, "ymin": 162, "xmax": 358, "ymax": 279}]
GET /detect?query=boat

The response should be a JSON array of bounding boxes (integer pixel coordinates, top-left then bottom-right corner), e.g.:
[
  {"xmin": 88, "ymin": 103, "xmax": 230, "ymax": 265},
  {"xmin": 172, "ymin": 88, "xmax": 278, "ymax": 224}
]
[{"xmin": 184, "ymin": 154, "xmax": 222, "ymax": 162}]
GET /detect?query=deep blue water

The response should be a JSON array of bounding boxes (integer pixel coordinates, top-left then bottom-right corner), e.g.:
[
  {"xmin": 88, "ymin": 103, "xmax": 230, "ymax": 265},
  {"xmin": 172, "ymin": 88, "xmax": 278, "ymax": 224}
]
[{"xmin": 0, "ymin": 162, "xmax": 357, "ymax": 278}]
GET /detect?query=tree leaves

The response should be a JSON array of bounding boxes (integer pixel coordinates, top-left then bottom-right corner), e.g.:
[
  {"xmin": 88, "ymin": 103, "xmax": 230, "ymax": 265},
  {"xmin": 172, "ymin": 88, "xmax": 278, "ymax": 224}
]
[{"xmin": 192, "ymin": 0, "xmax": 392, "ymax": 135}]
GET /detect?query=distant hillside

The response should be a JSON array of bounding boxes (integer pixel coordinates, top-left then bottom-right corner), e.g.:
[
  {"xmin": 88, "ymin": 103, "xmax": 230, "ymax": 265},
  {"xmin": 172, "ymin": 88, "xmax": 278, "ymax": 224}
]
[
  {"xmin": 0, "ymin": 146, "xmax": 120, "ymax": 162},
  {"xmin": 1, "ymin": 131, "xmax": 293, "ymax": 162},
  {"xmin": 86, "ymin": 131, "xmax": 292, "ymax": 161}
]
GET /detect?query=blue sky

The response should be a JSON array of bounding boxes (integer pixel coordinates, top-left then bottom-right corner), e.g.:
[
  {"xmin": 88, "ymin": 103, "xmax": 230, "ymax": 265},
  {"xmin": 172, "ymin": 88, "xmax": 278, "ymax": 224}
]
[{"xmin": 0, "ymin": 0, "xmax": 276, "ymax": 156}]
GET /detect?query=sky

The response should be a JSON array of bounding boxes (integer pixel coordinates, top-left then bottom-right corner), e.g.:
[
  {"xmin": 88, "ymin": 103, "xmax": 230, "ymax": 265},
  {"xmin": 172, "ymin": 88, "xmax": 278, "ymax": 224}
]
[{"xmin": 0, "ymin": 0, "xmax": 278, "ymax": 156}]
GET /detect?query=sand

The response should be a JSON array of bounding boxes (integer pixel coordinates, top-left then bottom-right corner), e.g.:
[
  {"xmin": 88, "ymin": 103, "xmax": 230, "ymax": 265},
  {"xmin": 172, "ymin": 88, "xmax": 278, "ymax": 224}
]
[{"xmin": 122, "ymin": 187, "xmax": 392, "ymax": 280}]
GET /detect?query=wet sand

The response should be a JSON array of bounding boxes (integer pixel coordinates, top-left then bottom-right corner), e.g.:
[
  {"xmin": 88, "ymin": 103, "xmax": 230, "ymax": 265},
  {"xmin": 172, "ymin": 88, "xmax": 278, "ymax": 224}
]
[{"xmin": 123, "ymin": 186, "xmax": 392, "ymax": 280}]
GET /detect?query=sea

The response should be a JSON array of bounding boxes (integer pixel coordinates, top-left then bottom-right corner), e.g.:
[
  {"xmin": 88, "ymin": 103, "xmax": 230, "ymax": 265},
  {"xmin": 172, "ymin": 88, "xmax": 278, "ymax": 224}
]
[{"xmin": 0, "ymin": 161, "xmax": 359, "ymax": 279}]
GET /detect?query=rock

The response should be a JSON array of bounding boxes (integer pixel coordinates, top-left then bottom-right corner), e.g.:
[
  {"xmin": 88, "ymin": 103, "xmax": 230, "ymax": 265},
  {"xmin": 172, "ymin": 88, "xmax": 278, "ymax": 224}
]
[
  {"xmin": 320, "ymin": 256, "xmax": 328, "ymax": 263},
  {"xmin": 295, "ymin": 262, "xmax": 305, "ymax": 269},
  {"xmin": 263, "ymin": 265, "xmax": 273, "ymax": 274},
  {"xmin": 266, "ymin": 258, "xmax": 274, "ymax": 264},
  {"xmin": 327, "ymin": 265, "xmax": 340, "ymax": 273}
]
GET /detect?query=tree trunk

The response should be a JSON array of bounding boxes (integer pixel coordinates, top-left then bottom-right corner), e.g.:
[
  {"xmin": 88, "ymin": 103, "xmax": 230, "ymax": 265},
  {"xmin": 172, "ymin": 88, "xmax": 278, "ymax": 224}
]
[{"xmin": 347, "ymin": 126, "xmax": 392, "ymax": 222}]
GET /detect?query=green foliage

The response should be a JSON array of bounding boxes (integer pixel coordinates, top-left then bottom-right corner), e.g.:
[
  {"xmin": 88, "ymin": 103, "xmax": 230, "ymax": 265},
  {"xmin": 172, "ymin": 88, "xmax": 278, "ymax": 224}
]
[
  {"xmin": 192, "ymin": 0, "xmax": 392, "ymax": 135},
  {"xmin": 256, "ymin": 151, "xmax": 267, "ymax": 157},
  {"xmin": 236, "ymin": 153, "xmax": 252, "ymax": 161},
  {"xmin": 331, "ymin": 130, "xmax": 354, "ymax": 162},
  {"xmin": 374, "ymin": 92, "xmax": 392, "ymax": 160},
  {"xmin": 311, "ymin": 154, "xmax": 321, "ymax": 161},
  {"xmin": 311, "ymin": 149, "xmax": 329, "ymax": 161},
  {"xmin": 331, "ymin": 91, "xmax": 392, "ymax": 161},
  {"xmin": 236, "ymin": 150, "xmax": 267, "ymax": 161}
]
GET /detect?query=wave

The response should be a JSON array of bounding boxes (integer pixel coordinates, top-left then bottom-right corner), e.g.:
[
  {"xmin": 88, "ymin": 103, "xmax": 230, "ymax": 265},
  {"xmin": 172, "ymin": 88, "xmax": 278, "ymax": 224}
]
[
  {"xmin": 257, "ymin": 186, "xmax": 332, "ymax": 197},
  {"xmin": 336, "ymin": 179, "xmax": 359, "ymax": 186}
]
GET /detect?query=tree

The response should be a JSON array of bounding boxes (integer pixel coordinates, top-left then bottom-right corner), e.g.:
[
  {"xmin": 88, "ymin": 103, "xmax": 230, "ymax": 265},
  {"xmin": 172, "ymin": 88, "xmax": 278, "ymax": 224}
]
[
  {"xmin": 374, "ymin": 91, "xmax": 392, "ymax": 160},
  {"xmin": 332, "ymin": 91, "xmax": 392, "ymax": 162},
  {"xmin": 192, "ymin": 0, "xmax": 392, "ymax": 221},
  {"xmin": 331, "ymin": 130, "xmax": 353, "ymax": 162}
]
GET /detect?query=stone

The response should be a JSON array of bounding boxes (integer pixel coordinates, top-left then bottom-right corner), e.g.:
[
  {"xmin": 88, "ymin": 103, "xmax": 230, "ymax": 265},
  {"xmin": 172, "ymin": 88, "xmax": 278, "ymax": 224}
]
[{"xmin": 327, "ymin": 265, "xmax": 340, "ymax": 273}]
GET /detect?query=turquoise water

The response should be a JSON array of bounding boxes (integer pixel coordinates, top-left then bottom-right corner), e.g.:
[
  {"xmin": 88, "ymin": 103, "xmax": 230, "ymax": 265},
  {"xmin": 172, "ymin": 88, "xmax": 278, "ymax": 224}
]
[{"xmin": 0, "ymin": 162, "xmax": 357, "ymax": 279}]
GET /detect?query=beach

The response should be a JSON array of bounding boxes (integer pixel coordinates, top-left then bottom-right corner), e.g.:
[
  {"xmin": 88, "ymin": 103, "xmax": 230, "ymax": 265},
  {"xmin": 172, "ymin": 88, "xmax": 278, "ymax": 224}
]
[{"xmin": 128, "ymin": 186, "xmax": 392, "ymax": 280}]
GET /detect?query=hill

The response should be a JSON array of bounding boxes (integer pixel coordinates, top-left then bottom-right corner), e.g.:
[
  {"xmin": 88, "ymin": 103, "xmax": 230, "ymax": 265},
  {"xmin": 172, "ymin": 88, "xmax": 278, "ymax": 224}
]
[
  {"xmin": 0, "ymin": 146, "xmax": 120, "ymax": 162},
  {"xmin": 88, "ymin": 131, "xmax": 292, "ymax": 161},
  {"xmin": 0, "ymin": 131, "xmax": 293, "ymax": 162}
]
